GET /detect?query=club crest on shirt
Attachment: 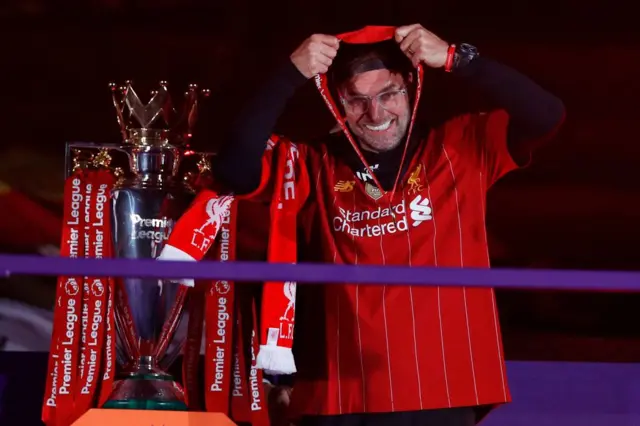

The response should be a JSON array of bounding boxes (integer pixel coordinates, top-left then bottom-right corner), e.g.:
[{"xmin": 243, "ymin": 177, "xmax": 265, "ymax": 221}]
[
  {"xmin": 364, "ymin": 182, "xmax": 383, "ymax": 200},
  {"xmin": 407, "ymin": 164, "xmax": 424, "ymax": 195}
]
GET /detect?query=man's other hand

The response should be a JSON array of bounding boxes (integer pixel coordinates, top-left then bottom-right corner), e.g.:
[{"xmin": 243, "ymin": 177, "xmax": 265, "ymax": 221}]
[
  {"xmin": 290, "ymin": 34, "xmax": 340, "ymax": 78},
  {"xmin": 395, "ymin": 24, "xmax": 449, "ymax": 68},
  {"xmin": 266, "ymin": 383, "xmax": 293, "ymax": 426}
]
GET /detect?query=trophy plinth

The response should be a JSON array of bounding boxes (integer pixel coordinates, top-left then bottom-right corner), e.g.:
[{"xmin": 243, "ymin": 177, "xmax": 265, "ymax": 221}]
[
  {"xmin": 71, "ymin": 408, "xmax": 236, "ymax": 426},
  {"xmin": 65, "ymin": 80, "xmax": 213, "ymax": 412},
  {"xmin": 102, "ymin": 356, "xmax": 187, "ymax": 411}
]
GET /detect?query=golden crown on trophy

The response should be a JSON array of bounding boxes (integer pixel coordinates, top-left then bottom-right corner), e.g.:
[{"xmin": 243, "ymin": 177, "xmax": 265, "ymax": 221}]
[{"xmin": 109, "ymin": 80, "xmax": 211, "ymax": 147}]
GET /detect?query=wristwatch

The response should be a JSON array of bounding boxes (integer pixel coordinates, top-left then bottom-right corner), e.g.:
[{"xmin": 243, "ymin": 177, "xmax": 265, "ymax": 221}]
[{"xmin": 452, "ymin": 43, "xmax": 479, "ymax": 71}]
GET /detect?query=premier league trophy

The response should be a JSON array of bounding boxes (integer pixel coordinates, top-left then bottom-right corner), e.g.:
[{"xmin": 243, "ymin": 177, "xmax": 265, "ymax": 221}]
[{"xmin": 64, "ymin": 81, "xmax": 211, "ymax": 411}]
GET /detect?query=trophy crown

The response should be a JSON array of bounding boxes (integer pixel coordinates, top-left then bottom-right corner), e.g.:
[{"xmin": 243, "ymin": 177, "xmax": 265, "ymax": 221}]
[{"xmin": 110, "ymin": 80, "xmax": 210, "ymax": 147}]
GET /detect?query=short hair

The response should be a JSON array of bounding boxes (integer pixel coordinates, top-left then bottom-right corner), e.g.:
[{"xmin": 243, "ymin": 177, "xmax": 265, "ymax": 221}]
[{"xmin": 329, "ymin": 39, "xmax": 413, "ymax": 89}]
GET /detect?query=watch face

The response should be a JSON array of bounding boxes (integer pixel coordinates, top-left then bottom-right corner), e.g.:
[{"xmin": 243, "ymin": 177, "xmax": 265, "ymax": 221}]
[
  {"xmin": 460, "ymin": 43, "xmax": 477, "ymax": 54},
  {"xmin": 452, "ymin": 43, "xmax": 478, "ymax": 71}
]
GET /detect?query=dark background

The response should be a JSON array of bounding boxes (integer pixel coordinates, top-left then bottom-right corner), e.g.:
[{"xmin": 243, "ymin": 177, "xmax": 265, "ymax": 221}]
[{"xmin": 1, "ymin": 0, "xmax": 640, "ymax": 363}]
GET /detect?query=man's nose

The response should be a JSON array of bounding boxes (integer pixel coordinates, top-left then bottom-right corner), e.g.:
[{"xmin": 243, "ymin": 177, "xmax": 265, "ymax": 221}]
[{"xmin": 366, "ymin": 99, "xmax": 385, "ymax": 121}]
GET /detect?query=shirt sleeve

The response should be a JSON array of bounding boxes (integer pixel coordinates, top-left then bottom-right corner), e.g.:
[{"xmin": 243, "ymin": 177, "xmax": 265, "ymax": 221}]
[
  {"xmin": 453, "ymin": 56, "xmax": 565, "ymax": 166},
  {"xmin": 211, "ymin": 62, "xmax": 308, "ymax": 195},
  {"xmin": 478, "ymin": 109, "xmax": 518, "ymax": 187},
  {"xmin": 448, "ymin": 109, "xmax": 518, "ymax": 188}
]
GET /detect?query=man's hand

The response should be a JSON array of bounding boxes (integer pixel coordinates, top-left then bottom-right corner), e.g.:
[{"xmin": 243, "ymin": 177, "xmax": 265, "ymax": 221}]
[
  {"xmin": 266, "ymin": 383, "xmax": 293, "ymax": 426},
  {"xmin": 394, "ymin": 24, "xmax": 449, "ymax": 68},
  {"xmin": 290, "ymin": 34, "xmax": 340, "ymax": 79}
]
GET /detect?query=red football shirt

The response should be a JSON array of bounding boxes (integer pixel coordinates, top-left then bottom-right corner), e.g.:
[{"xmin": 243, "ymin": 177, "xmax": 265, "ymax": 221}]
[{"xmin": 250, "ymin": 109, "xmax": 518, "ymax": 417}]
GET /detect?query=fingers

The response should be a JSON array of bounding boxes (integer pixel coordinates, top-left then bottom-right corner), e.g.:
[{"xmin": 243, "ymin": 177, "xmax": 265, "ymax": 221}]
[
  {"xmin": 395, "ymin": 25, "xmax": 449, "ymax": 68},
  {"xmin": 312, "ymin": 54, "xmax": 332, "ymax": 72},
  {"xmin": 318, "ymin": 55, "xmax": 333, "ymax": 67},
  {"xmin": 310, "ymin": 36, "xmax": 339, "ymax": 74},
  {"xmin": 401, "ymin": 39, "xmax": 420, "ymax": 68},
  {"xmin": 313, "ymin": 41, "xmax": 338, "ymax": 73},
  {"xmin": 317, "ymin": 42, "xmax": 339, "ymax": 60},
  {"xmin": 399, "ymin": 30, "xmax": 423, "ymax": 53},
  {"xmin": 310, "ymin": 33, "xmax": 340, "ymax": 48},
  {"xmin": 395, "ymin": 23, "xmax": 422, "ymax": 42},
  {"xmin": 291, "ymin": 34, "xmax": 340, "ymax": 78}
]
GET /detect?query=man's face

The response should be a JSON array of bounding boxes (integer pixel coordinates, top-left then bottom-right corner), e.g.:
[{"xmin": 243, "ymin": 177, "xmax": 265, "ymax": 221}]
[{"xmin": 339, "ymin": 69, "xmax": 411, "ymax": 153}]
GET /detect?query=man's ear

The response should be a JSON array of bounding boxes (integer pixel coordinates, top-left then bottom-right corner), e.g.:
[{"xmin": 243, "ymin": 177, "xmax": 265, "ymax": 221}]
[
  {"xmin": 406, "ymin": 72, "xmax": 414, "ymax": 85},
  {"xmin": 335, "ymin": 82, "xmax": 347, "ymax": 100},
  {"xmin": 329, "ymin": 85, "xmax": 347, "ymax": 118}
]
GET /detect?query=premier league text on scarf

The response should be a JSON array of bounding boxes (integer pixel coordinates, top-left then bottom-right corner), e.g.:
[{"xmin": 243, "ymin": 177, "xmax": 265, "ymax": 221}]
[{"xmin": 210, "ymin": 209, "xmax": 232, "ymax": 392}]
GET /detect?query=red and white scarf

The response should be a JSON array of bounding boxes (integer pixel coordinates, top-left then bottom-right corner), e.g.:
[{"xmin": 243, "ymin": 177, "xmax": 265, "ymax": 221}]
[{"xmin": 157, "ymin": 138, "xmax": 304, "ymax": 422}]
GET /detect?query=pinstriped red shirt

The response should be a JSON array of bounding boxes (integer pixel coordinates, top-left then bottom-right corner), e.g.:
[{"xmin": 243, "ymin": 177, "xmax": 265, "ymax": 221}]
[{"xmin": 255, "ymin": 109, "xmax": 517, "ymax": 417}]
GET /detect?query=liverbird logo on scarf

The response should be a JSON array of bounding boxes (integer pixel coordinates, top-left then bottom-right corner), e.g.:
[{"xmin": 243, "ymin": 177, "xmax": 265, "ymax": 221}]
[
  {"xmin": 190, "ymin": 195, "xmax": 234, "ymax": 252},
  {"xmin": 279, "ymin": 282, "xmax": 296, "ymax": 322}
]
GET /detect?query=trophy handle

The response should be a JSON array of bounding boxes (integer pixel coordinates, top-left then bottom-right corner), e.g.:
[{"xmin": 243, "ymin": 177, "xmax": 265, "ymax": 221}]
[
  {"xmin": 64, "ymin": 142, "xmax": 103, "ymax": 178},
  {"xmin": 108, "ymin": 146, "xmax": 133, "ymax": 174},
  {"xmin": 64, "ymin": 142, "xmax": 121, "ymax": 184}
]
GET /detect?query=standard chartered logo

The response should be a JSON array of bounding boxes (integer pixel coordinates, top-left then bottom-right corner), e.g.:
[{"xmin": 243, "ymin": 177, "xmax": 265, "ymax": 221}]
[{"xmin": 333, "ymin": 195, "xmax": 433, "ymax": 238}]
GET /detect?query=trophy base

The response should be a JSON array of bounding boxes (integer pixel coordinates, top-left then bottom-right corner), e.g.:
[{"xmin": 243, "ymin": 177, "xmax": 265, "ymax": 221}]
[
  {"xmin": 72, "ymin": 409, "xmax": 236, "ymax": 426},
  {"xmin": 103, "ymin": 361, "xmax": 188, "ymax": 411},
  {"xmin": 103, "ymin": 400, "xmax": 187, "ymax": 410}
]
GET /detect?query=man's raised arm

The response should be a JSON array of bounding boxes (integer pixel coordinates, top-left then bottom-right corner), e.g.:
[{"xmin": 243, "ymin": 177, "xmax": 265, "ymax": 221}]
[{"xmin": 212, "ymin": 35, "xmax": 340, "ymax": 194}]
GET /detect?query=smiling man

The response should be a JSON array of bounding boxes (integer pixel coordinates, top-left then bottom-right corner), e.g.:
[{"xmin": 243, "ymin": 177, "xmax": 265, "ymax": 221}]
[
  {"xmin": 332, "ymin": 46, "xmax": 412, "ymax": 153},
  {"xmin": 213, "ymin": 24, "xmax": 565, "ymax": 426}
]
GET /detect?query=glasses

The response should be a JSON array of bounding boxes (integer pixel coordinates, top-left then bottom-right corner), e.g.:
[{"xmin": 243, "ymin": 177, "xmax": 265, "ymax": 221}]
[{"xmin": 340, "ymin": 89, "xmax": 408, "ymax": 115}]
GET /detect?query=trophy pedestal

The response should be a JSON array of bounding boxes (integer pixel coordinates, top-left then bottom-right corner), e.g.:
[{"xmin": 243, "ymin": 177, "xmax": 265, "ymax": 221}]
[
  {"xmin": 103, "ymin": 356, "xmax": 188, "ymax": 411},
  {"xmin": 102, "ymin": 372, "xmax": 188, "ymax": 410},
  {"xmin": 72, "ymin": 409, "xmax": 236, "ymax": 426}
]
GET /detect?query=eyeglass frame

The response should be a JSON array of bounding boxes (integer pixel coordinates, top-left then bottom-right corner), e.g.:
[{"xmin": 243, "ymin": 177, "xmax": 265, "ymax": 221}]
[{"xmin": 339, "ymin": 88, "xmax": 409, "ymax": 115}]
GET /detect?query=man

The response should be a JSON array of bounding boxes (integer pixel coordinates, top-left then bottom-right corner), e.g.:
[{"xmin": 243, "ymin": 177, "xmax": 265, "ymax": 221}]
[{"xmin": 213, "ymin": 24, "xmax": 565, "ymax": 426}]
